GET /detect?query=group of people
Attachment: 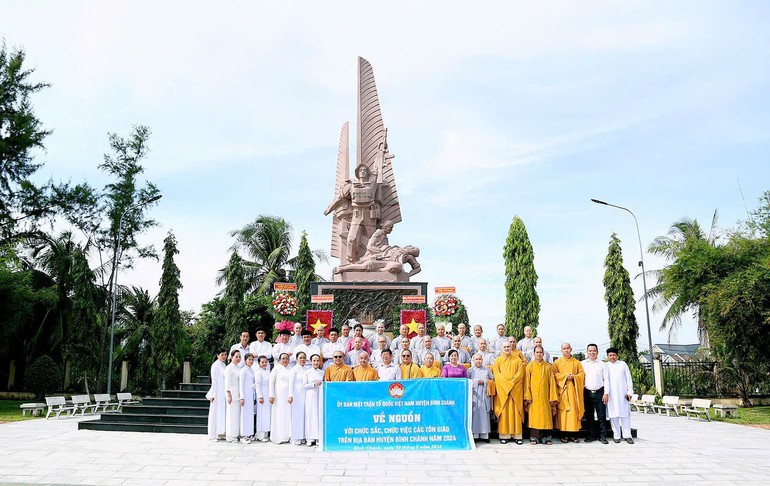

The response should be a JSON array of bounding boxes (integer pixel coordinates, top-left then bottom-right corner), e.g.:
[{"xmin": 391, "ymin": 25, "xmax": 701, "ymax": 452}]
[{"xmin": 207, "ymin": 322, "xmax": 635, "ymax": 447}]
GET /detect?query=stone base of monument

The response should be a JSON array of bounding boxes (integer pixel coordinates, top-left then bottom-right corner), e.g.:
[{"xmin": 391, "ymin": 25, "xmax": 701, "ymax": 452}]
[
  {"xmin": 333, "ymin": 270, "xmax": 411, "ymax": 282},
  {"xmin": 310, "ymin": 281, "xmax": 428, "ymax": 328}
]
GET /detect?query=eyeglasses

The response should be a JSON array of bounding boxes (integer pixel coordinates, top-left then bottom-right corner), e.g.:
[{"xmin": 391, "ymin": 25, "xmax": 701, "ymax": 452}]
[{"xmin": 401, "ymin": 354, "xmax": 411, "ymax": 358}]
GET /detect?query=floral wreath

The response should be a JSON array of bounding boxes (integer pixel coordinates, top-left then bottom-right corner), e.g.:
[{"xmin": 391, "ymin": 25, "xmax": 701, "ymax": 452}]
[
  {"xmin": 272, "ymin": 292, "xmax": 298, "ymax": 316},
  {"xmin": 433, "ymin": 294, "xmax": 458, "ymax": 316}
]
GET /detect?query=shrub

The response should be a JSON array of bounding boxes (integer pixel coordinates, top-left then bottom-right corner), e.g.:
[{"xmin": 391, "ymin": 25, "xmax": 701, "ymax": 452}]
[{"xmin": 24, "ymin": 355, "xmax": 62, "ymax": 399}]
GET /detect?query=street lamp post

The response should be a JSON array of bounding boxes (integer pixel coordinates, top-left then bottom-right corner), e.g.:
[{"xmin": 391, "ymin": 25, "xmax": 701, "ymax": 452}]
[
  {"xmin": 591, "ymin": 198, "xmax": 656, "ymax": 388},
  {"xmin": 106, "ymin": 194, "xmax": 162, "ymax": 396}
]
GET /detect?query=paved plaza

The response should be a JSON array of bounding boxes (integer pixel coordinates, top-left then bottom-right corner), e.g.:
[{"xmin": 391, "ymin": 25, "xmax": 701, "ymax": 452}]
[{"xmin": 0, "ymin": 412, "xmax": 768, "ymax": 485}]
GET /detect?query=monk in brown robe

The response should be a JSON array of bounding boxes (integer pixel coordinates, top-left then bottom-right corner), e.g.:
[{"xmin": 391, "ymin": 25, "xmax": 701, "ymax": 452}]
[
  {"xmin": 490, "ymin": 341, "xmax": 525, "ymax": 444},
  {"xmin": 553, "ymin": 342, "xmax": 585, "ymax": 442}
]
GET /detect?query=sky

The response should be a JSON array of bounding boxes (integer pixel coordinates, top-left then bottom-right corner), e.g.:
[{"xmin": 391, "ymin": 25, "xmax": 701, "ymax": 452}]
[{"xmin": 3, "ymin": 1, "xmax": 769, "ymax": 355}]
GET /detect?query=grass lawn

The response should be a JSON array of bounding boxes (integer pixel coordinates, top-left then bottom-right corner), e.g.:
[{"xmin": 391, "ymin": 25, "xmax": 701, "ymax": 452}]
[
  {"xmin": 0, "ymin": 400, "xmax": 44, "ymax": 423},
  {"xmin": 712, "ymin": 406, "xmax": 770, "ymax": 426}
]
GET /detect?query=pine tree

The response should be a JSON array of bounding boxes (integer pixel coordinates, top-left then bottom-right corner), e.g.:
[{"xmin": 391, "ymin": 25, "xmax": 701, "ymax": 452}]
[
  {"xmin": 503, "ymin": 216, "xmax": 540, "ymax": 338},
  {"xmin": 223, "ymin": 251, "xmax": 248, "ymax": 345},
  {"xmin": 294, "ymin": 231, "xmax": 315, "ymax": 312},
  {"xmin": 603, "ymin": 233, "xmax": 639, "ymax": 363},
  {"xmin": 68, "ymin": 248, "xmax": 102, "ymax": 390},
  {"xmin": 152, "ymin": 232, "xmax": 184, "ymax": 390}
]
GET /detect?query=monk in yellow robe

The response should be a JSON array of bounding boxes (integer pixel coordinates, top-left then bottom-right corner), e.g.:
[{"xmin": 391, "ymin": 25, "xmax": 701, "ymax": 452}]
[
  {"xmin": 524, "ymin": 345, "xmax": 558, "ymax": 444},
  {"xmin": 353, "ymin": 352, "xmax": 379, "ymax": 382},
  {"xmin": 398, "ymin": 350, "xmax": 423, "ymax": 379},
  {"xmin": 553, "ymin": 342, "xmax": 585, "ymax": 442},
  {"xmin": 507, "ymin": 336, "xmax": 527, "ymax": 363},
  {"xmin": 490, "ymin": 341, "xmax": 525, "ymax": 444},
  {"xmin": 324, "ymin": 351, "xmax": 355, "ymax": 381},
  {"xmin": 420, "ymin": 353, "xmax": 441, "ymax": 378}
]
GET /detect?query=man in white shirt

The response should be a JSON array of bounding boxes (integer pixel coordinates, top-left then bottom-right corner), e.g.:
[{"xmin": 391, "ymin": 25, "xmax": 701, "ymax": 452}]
[
  {"xmin": 604, "ymin": 347, "xmax": 634, "ymax": 444},
  {"xmin": 248, "ymin": 329, "xmax": 272, "ymax": 370},
  {"xmin": 370, "ymin": 335, "xmax": 389, "ymax": 367},
  {"xmin": 582, "ymin": 343, "xmax": 608, "ymax": 444},
  {"xmin": 490, "ymin": 323, "xmax": 508, "ymax": 357},
  {"xmin": 272, "ymin": 330, "xmax": 294, "ymax": 367},
  {"xmin": 229, "ymin": 331, "xmax": 251, "ymax": 368},
  {"xmin": 517, "ymin": 326, "xmax": 535, "ymax": 355},
  {"xmin": 368, "ymin": 321, "xmax": 391, "ymax": 350},
  {"xmin": 321, "ymin": 328, "xmax": 345, "ymax": 370},
  {"xmin": 377, "ymin": 349, "xmax": 401, "ymax": 381},
  {"xmin": 293, "ymin": 330, "xmax": 321, "ymax": 364}
]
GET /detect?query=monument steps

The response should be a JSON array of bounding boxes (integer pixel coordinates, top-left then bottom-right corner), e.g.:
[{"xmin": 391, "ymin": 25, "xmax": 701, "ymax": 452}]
[{"xmin": 78, "ymin": 377, "xmax": 211, "ymax": 435}]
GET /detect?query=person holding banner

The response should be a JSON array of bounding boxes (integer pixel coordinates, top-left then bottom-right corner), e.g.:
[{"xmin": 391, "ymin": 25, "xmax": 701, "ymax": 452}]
[
  {"xmin": 491, "ymin": 342, "xmax": 525, "ymax": 445},
  {"xmin": 321, "ymin": 328, "xmax": 344, "ymax": 370},
  {"xmin": 399, "ymin": 349, "xmax": 423, "ymax": 379},
  {"xmin": 441, "ymin": 349, "xmax": 468, "ymax": 378},
  {"xmin": 269, "ymin": 353, "xmax": 293, "ymax": 444},
  {"xmin": 469, "ymin": 353, "xmax": 494, "ymax": 442},
  {"xmin": 289, "ymin": 352, "xmax": 308, "ymax": 445},
  {"xmin": 239, "ymin": 353, "xmax": 257, "ymax": 443},
  {"xmin": 376, "ymin": 349, "xmax": 401, "ymax": 380},
  {"xmin": 324, "ymin": 351, "xmax": 355, "ymax": 381},
  {"xmin": 207, "ymin": 348, "xmax": 228, "ymax": 441},
  {"xmin": 421, "ymin": 353, "xmax": 441, "ymax": 378},
  {"xmin": 303, "ymin": 354, "xmax": 324, "ymax": 447},
  {"xmin": 353, "ymin": 352, "xmax": 379, "ymax": 381},
  {"xmin": 254, "ymin": 355, "xmax": 271, "ymax": 442},
  {"xmin": 224, "ymin": 350, "xmax": 242, "ymax": 443},
  {"xmin": 524, "ymin": 345, "xmax": 558, "ymax": 445}
]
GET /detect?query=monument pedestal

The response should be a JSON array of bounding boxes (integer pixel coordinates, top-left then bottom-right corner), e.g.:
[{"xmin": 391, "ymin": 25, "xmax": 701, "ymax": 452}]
[{"xmin": 311, "ymin": 281, "xmax": 427, "ymax": 331}]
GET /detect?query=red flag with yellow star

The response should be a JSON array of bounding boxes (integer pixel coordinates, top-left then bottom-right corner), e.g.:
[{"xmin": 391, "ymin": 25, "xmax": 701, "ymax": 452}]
[
  {"xmin": 306, "ymin": 310, "xmax": 333, "ymax": 339},
  {"xmin": 400, "ymin": 309, "xmax": 426, "ymax": 339}
]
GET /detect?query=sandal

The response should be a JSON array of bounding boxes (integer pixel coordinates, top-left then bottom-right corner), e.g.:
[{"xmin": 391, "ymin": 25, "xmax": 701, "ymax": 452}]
[
  {"xmin": 530, "ymin": 439, "xmax": 538, "ymax": 445},
  {"xmin": 515, "ymin": 439, "xmax": 523, "ymax": 445},
  {"xmin": 545, "ymin": 440, "xmax": 553, "ymax": 445},
  {"xmin": 572, "ymin": 437, "xmax": 580, "ymax": 443},
  {"xmin": 500, "ymin": 439, "xmax": 508, "ymax": 444},
  {"xmin": 560, "ymin": 437, "xmax": 569, "ymax": 443}
]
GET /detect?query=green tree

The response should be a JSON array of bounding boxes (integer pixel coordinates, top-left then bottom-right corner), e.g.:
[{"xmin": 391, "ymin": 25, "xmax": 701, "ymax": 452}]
[
  {"xmin": 225, "ymin": 215, "xmax": 293, "ymax": 295},
  {"xmin": 115, "ymin": 286, "xmax": 155, "ymax": 394},
  {"xmin": 222, "ymin": 251, "xmax": 248, "ymax": 346},
  {"xmin": 67, "ymin": 248, "xmax": 103, "ymax": 392},
  {"xmin": 294, "ymin": 231, "xmax": 315, "ymax": 312},
  {"xmin": 151, "ymin": 232, "xmax": 184, "ymax": 390},
  {"xmin": 0, "ymin": 43, "xmax": 97, "ymax": 245},
  {"xmin": 503, "ymin": 215, "xmax": 540, "ymax": 338},
  {"xmin": 603, "ymin": 233, "xmax": 639, "ymax": 363},
  {"xmin": 646, "ymin": 212, "xmax": 719, "ymax": 345}
]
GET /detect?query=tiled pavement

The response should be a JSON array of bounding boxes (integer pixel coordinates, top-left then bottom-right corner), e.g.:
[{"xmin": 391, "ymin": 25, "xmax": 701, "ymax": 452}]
[{"xmin": 0, "ymin": 412, "xmax": 768, "ymax": 485}]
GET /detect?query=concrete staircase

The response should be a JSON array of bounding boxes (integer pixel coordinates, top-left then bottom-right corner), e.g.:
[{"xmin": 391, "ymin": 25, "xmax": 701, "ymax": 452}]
[{"xmin": 78, "ymin": 376, "xmax": 210, "ymax": 435}]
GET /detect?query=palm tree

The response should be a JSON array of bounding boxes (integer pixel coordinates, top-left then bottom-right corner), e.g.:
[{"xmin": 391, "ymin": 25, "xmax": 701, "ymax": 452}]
[
  {"xmin": 218, "ymin": 215, "xmax": 327, "ymax": 295},
  {"xmin": 114, "ymin": 286, "xmax": 155, "ymax": 393},
  {"xmin": 645, "ymin": 211, "xmax": 719, "ymax": 346}
]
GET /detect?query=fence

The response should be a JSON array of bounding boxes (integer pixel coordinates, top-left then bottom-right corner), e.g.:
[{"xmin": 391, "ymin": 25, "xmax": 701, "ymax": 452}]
[{"xmin": 661, "ymin": 361, "xmax": 718, "ymax": 397}]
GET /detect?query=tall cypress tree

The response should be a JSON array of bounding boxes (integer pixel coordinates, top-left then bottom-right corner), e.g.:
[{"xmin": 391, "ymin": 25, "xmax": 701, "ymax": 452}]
[
  {"xmin": 223, "ymin": 251, "xmax": 247, "ymax": 345},
  {"xmin": 294, "ymin": 231, "xmax": 315, "ymax": 312},
  {"xmin": 152, "ymin": 232, "xmax": 184, "ymax": 390},
  {"xmin": 603, "ymin": 233, "xmax": 639, "ymax": 363},
  {"xmin": 503, "ymin": 216, "xmax": 540, "ymax": 338},
  {"xmin": 68, "ymin": 248, "xmax": 102, "ymax": 390}
]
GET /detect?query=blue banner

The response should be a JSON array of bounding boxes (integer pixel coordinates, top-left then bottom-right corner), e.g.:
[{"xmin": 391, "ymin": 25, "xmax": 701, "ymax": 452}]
[{"xmin": 322, "ymin": 378, "xmax": 474, "ymax": 451}]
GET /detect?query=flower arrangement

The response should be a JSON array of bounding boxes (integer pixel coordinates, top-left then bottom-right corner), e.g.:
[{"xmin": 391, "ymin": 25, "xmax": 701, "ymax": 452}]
[
  {"xmin": 433, "ymin": 294, "xmax": 458, "ymax": 316},
  {"xmin": 274, "ymin": 320, "xmax": 295, "ymax": 332},
  {"xmin": 272, "ymin": 292, "xmax": 298, "ymax": 316}
]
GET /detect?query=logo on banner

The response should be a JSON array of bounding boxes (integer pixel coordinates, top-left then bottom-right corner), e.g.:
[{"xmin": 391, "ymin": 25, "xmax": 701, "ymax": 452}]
[
  {"xmin": 388, "ymin": 382, "xmax": 405, "ymax": 399},
  {"xmin": 306, "ymin": 310, "xmax": 333, "ymax": 338},
  {"xmin": 400, "ymin": 309, "xmax": 426, "ymax": 338}
]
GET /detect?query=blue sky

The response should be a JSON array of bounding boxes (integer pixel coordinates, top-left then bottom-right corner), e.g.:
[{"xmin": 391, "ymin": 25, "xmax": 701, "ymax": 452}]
[{"xmin": 3, "ymin": 1, "xmax": 769, "ymax": 354}]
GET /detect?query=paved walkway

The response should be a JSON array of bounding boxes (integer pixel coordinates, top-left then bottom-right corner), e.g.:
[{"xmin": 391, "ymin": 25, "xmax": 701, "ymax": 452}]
[{"xmin": 0, "ymin": 413, "xmax": 768, "ymax": 485}]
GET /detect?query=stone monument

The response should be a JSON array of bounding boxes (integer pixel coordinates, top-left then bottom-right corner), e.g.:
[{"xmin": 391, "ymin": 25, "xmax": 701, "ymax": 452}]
[
  {"xmin": 324, "ymin": 57, "xmax": 421, "ymax": 282},
  {"xmin": 314, "ymin": 57, "xmax": 427, "ymax": 329}
]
